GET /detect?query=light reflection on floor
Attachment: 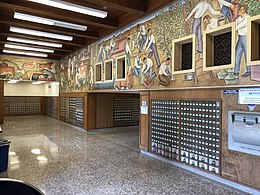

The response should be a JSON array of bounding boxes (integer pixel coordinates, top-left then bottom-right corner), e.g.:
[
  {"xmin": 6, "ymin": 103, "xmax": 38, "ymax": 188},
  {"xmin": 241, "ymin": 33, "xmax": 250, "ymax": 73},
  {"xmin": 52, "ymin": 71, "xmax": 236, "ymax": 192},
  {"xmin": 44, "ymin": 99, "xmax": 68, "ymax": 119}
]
[{"xmin": 0, "ymin": 116, "xmax": 246, "ymax": 195}]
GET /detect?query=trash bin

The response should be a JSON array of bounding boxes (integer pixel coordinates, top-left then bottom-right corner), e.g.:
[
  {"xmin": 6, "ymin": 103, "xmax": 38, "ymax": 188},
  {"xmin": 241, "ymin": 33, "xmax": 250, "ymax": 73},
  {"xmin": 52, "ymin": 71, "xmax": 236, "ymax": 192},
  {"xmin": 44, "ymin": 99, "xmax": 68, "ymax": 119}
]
[
  {"xmin": 0, "ymin": 139, "xmax": 11, "ymax": 172},
  {"xmin": 0, "ymin": 178, "xmax": 44, "ymax": 195}
]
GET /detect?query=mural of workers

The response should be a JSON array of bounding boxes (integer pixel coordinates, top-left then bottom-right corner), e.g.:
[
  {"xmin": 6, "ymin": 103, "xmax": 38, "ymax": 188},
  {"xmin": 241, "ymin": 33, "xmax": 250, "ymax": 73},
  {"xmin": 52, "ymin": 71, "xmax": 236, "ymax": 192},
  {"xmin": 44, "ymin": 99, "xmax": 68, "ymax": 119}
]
[
  {"xmin": 234, "ymin": 5, "xmax": 251, "ymax": 77},
  {"xmin": 158, "ymin": 57, "xmax": 172, "ymax": 87},
  {"xmin": 58, "ymin": 0, "xmax": 260, "ymax": 92},
  {"xmin": 185, "ymin": 0, "xmax": 221, "ymax": 54},
  {"xmin": 203, "ymin": 15, "xmax": 219, "ymax": 30},
  {"xmin": 136, "ymin": 24, "xmax": 147, "ymax": 54},
  {"xmin": 217, "ymin": 0, "xmax": 235, "ymax": 22},
  {"xmin": 125, "ymin": 37, "xmax": 132, "ymax": 67},
  {"xmin": 144, "ymin": 28, "xmax": 161, "ymax": 68}
]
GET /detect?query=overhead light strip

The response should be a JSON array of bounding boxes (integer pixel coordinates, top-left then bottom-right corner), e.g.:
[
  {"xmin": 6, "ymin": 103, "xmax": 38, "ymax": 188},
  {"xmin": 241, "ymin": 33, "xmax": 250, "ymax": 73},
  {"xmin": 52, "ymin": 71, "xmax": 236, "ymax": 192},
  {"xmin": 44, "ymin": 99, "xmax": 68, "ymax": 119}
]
[
  {"xmin": 3, "ymin": 49, "xmax": 48, "ymax": 58},
  {"xmin": 14, "ymin": 12, "xmax": 87, "ymax": 31},
  {"xmin": 10, "ymin": 26, "xmax": 73, "ymax": 41},
  {"xmin": 7, "ymin": 37, "xmax": 62, "ymax": 48},
  {"xmin": 4, "ymin": 43, "xmax": 54, "ymax": 53},
  {"xmin": 28, "ymin": 0, "xmax": 107, "ymax": 18}
]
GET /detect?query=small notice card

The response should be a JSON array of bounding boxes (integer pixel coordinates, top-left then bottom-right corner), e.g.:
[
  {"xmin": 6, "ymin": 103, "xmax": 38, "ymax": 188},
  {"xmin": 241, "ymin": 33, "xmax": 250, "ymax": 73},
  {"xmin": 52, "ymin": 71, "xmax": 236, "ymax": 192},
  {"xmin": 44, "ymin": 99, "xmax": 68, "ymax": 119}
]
[{"xmin": 238, "ymin": 88, "xmax": 260, "ymax": 105}]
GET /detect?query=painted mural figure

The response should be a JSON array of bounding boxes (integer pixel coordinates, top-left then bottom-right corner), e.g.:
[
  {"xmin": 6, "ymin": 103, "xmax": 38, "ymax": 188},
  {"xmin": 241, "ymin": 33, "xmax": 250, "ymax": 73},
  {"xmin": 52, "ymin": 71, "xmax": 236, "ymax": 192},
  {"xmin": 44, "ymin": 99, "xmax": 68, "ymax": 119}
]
[
  {"xmin": 98, "ymin": 43, "xmax": 106, "ymax": 62},
  {"xmin": 104, "ymin": 45, "xmax": 111, "ymax": 60},
  {"xmin": 125, "ymin": 37, "xmax": 132, "ymax": 67},
  {"xmin": 136, "ymin": 24, "xmax": 147, "ymax": 54},
  {"xmin": 134, "ymin": 54, "xmax": 142, "ymax": 76},
  {"xmin": 110, "ymin": 36, "xmax": 116, "ymax": 51},
  {"xmin": 158, "ymin": 57, "xmax": 172, "ymax": 87},
  {"xmin": 234, "ymin": 5, "xmax": 251, "ymax": 77},
  {"xmin": 89, "ymin": 66, "xmax": 94, "ymax": 89},
  {"xmin": 144, "ymin": 28, "xmax": 161, "ymax": 68},
  {"xmin": 142, "ymin": 57, "xmax": 156, "ymax": 79},
  {"xmin": 217, "ymin": 0, "xmax": 235, "ymax": 22},
  {"xmin": 203, "ymin": 15, "xmax": 219, "ymax": 30},
  {"xmin": 185, "ymin": 0, "xmax": 221, "ymax": 54}
]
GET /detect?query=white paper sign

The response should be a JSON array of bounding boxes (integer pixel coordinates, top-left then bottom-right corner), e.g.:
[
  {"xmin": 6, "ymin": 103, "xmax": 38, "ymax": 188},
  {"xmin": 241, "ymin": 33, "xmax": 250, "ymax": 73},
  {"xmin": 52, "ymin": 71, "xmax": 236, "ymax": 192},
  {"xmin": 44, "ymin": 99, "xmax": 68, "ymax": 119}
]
[
  {"xmin": 238, "ymin": 88, "xmax": 260, "ymax": 105},
  {"xmin": 141, "ymin": 105, "xmax": 148, "ymax": 115}
]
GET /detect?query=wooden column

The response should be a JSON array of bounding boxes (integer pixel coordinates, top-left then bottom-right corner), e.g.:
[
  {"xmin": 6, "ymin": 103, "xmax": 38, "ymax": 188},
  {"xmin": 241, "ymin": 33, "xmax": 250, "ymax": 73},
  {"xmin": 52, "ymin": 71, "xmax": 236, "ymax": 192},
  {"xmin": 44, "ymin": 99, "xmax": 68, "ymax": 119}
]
[
  {"xmin": 95, "ymin": 93, "xmax": 114, "ymax": 129},
  {"xmin": 0, "ymin": 81, "xmax": 4, "ymax": 124},
  {"xmin": 139, "ymin": 91, "xmax": 150, "ymax": 151},
  {"xmin": 86, "ymin": 93, "xmax": 96, "ymax": 130},
  {"xmin": 57, "ymin": 96, "xmax": 60, "ymax": 120}
]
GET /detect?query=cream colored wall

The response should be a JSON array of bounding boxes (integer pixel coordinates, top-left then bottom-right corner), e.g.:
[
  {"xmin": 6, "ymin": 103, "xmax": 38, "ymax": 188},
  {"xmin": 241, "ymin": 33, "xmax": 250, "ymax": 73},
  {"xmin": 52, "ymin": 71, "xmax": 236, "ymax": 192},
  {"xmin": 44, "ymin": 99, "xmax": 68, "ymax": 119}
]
[
  {"xmin": 44, "ymin": 82, "xmax": 59, "ymax": 96},
  {"xmin": 4, "ymin": 81, "xmax": 59, "ymax": 96}
]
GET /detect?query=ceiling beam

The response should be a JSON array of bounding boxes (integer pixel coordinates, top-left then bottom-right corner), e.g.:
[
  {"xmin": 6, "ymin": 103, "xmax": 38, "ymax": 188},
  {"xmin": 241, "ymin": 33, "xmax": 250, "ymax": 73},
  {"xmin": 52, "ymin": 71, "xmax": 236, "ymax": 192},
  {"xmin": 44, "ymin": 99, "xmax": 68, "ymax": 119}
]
[
  {"xmin": 0, "ymin": 0, "xmax": 118, "ymax": 29},
  {"xmin": 79, "ymin": 0, "xmax": 146, "ymax": 14},
  {"xmin": 0, "ymin": 17, "xmax": 98, "ymax": 40}
]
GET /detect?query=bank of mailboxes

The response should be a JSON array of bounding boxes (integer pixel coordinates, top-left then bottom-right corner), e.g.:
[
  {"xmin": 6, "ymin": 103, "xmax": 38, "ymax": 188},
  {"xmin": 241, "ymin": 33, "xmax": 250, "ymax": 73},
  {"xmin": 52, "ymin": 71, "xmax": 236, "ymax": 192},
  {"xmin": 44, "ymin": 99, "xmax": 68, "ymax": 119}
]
[{"xmin": 151, "ymin": 99, "xmax": 221, "ymax": 175}]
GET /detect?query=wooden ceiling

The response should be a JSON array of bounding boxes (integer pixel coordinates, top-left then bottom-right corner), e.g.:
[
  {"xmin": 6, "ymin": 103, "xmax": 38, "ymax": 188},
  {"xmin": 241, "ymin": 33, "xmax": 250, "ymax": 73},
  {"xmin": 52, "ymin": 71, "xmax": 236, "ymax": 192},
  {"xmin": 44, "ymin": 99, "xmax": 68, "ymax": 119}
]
[{"xmin": 0, "ymin": 0, "xmax": 173, "ymax": 60}]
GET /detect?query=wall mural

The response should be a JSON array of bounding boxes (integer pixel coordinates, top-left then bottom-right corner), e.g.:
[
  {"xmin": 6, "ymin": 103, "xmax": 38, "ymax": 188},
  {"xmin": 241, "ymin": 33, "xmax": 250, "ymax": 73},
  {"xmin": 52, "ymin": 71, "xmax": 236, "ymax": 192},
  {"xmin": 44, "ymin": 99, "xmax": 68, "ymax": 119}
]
[
  {"xmin": 59, "ymin": 0, "xmax": 260, "ymax": 93},
  {"xmin": 59, "ymin": 46, "xmax": 93, "ymax": 91},
  {"xmin": 0, "ymin": 56, "xmax": 57, "ymax": 81}
]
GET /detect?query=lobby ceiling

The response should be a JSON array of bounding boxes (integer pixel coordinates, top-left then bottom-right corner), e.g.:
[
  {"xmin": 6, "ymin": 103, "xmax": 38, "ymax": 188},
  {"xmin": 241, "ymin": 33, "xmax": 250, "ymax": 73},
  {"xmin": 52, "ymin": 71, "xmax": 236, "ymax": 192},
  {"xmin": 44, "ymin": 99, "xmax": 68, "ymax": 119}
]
[{"xmin": 0, "ymin": 0, "xmax": 173, "ymax": 60}]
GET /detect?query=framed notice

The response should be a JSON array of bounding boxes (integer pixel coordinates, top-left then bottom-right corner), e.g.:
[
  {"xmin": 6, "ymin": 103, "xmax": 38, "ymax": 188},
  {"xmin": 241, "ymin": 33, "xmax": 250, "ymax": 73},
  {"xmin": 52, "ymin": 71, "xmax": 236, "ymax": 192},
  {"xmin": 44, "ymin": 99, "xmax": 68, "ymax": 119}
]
[{"xmin": 238, "ymin": 88, "xmax": 260, "ymax": 104}]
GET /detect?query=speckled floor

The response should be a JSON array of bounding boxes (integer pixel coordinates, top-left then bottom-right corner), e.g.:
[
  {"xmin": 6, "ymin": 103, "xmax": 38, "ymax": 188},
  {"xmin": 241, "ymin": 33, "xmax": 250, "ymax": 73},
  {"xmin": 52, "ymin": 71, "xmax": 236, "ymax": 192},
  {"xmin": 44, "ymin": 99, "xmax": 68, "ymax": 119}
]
[{"xmin": 0, "ymin": 116, "xmax": 250, "ymax": 195}]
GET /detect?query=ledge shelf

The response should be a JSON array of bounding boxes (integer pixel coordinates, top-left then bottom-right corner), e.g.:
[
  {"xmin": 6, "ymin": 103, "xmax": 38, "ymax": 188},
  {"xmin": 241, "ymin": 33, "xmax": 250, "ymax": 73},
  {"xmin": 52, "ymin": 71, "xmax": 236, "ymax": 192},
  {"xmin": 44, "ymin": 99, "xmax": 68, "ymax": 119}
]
[
  {"xmin": 247, "ymin": 15, "xmax": 260, "ymax": 66},
  {"xmin": 203, "ymin": 23, "xmax": 236, "ymax": 71},
  {"xmin": 172, "ymin": 34, "xmax": 196, "ymax": 75}
]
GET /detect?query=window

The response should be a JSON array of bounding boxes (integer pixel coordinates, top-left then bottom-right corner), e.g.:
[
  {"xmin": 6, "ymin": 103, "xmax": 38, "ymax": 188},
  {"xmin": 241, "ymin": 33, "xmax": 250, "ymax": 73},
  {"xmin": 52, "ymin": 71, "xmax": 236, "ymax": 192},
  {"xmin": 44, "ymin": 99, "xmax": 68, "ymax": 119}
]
[
  {"xmin": 203, "ymin": 23, "xmax": 235, "ymax": 71},
  {"xmin": 116, "ymin": 56, "xmax": 126, "ymax": 80},
  {"xmin": 172, "ymin": 34, "xmax": 196, "ymax": 74}
]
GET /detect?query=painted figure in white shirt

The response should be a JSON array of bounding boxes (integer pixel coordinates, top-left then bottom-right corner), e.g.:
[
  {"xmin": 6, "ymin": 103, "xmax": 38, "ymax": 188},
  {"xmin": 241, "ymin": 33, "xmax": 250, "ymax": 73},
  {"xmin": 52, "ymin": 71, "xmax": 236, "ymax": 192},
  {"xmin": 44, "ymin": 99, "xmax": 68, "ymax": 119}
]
[
  {"xmin": 134, "ymin": 54, "xmax": 142, "ymax": 76},
  {"xmin": 158, "ymin": 57, "xmax": 172, "ymax": 86},
  {"xmin": 144, "ymin": 28, "xmax": 161, "ymax": 68},
  {"xmin": 217, "ymin": 0, "xmax": 235, "ymax": 22},
  {"xmin": 136, "ymin": 24, "xmax": 147, "ymax": 53},
  {"xmin": 142, "ymin": 57, "xmax": 156, "ymax": 79},
  {"xmin": 234, "ymin": 5, "xmax": 251, "ymax": 77},
  {"xmin": 125, "ymin": 37, "xmax": 132, "ymax": 67},
  {"xmin": 185, "ymin": 0, "xmax": 220, "ymax": 53},
  {"xmin": 203, "ymin": 15, "xmax": 218, "ymax": 30},
  {"xmin": 110, "ymin": 36, "xmax": 116, "ymax": 51}
]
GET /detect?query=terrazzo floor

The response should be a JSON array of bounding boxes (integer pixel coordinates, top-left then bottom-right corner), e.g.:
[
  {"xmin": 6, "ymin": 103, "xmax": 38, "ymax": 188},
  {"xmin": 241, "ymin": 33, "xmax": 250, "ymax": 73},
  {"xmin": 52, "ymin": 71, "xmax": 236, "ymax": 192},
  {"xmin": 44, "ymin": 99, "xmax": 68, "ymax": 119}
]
[{"xmin": 0, "ymin": 116, "xmax": 250, "ymax": 195}]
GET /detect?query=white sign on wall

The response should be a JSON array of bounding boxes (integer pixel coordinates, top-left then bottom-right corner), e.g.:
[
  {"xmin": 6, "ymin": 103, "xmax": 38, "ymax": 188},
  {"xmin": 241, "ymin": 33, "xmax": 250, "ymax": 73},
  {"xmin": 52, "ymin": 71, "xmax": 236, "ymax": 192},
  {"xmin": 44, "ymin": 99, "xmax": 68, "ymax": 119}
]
[{"xmin": 238, "ymin": 88, "xmax": 260, "ymax": 104}]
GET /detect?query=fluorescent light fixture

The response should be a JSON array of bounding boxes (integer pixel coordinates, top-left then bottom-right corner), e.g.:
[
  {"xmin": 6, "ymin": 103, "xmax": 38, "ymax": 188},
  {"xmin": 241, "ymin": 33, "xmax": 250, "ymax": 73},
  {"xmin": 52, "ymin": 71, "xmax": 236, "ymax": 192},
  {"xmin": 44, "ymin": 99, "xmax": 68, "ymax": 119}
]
[
  {"xmin": 14, "ymin": 12, "xmax": 87, "ymax": 31},
  {"xmin": 3, "ymin": 49, "xmax": 48, "ymax": 58},
  {"xmin": 10, "ymin": 26, "xmax": 73, "ymax": 41},
  {"xmin": 7, "ymin": 37, "xmax": 62, "ymax": 48},
  {"xmin": 7, "ymin": 80, "xmax": 20, "ymax": 84},
  {"xmin": 28, "ymin": 0, "xmax": 107, "ymax": 18},
  {"xmin": 5, "ymin": 43, "xmax": 54, "ymax": 53},
  {"xmin": 14, "ymin": 12, "xmax": 54, "ymax": 25}
]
